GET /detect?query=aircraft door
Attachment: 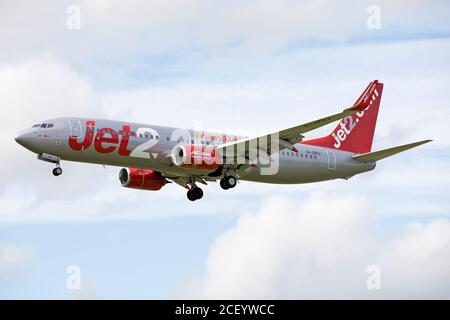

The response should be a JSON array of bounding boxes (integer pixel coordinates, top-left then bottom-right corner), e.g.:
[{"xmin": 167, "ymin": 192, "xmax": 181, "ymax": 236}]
[
  {"xmin": 69, "ymin": 119, "xmax": 83, "ymax": 139},
  {"xmin": 327, "ymin": 150, "xmax": 336, "ymax": 171}
]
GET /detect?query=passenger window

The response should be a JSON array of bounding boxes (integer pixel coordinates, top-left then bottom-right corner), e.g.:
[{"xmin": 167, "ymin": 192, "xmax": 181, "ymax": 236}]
[
  {"xmin": 32, "ymin": 124, "xmax": 40, "ymax": 128},
  {"xmin": 47, "ymin": 124, "xmax": 54, "ymax": 128}
]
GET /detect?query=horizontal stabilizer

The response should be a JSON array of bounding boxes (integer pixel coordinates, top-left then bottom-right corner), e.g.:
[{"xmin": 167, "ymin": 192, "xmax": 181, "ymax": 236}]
[{"xmin": 352, "ymin": 140, "xmax": 432, "ymax": 162}]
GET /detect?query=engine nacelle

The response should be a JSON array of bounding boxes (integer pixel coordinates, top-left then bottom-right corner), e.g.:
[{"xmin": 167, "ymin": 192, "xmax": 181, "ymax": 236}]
[
  {"xmin": 171, "ymin": 145, "xmax": 221, "ymax": 172},
  {"xmin": 119, "ymin": 168, "xmax": 166, "ymax": 191}
]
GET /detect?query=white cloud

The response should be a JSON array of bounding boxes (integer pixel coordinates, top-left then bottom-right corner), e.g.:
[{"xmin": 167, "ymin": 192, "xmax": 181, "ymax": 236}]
[
  {"xmin": 379, "ymin": 219, "xmax": 450, "ymax": 298},
  {"xmin": 0, "ymin": 57, "xmax": 103, "ymax": 189},
  {"xmin": 178, "ymin": 192, "xmax": 450, "ymax": 299},
  {"xmin": 0, "ymin": 57, "xmax": 102, "ymax": 130},
  {"xmin": 0, "ymin": 244, "xmax": 32, "ymax": 281},
  {"xmin": 2, "ymin": 0, "xmax": 450, "ymax": 63}
]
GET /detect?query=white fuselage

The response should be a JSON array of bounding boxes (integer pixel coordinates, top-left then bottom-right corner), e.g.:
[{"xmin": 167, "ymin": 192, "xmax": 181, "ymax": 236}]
[{"xmin": 15, "ymin": 117, "xmax": 376, "ymax": 184}]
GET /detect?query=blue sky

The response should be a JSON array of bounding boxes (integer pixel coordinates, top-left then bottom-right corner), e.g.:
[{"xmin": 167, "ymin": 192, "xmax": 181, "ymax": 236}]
[
  {"xmin": 1, "ymin": 0, "xmax": 450, "ymax": 299},
  {"xmin": 0, "ymin": 217, "xmax": 235, "ymax": 299}
]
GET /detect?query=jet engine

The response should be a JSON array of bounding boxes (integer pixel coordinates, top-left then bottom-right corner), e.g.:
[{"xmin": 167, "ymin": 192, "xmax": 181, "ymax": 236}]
[
  {"xmin": 171, "ymin": 145, "xmax": 221, "ymax": 171},
  {"xmin": 119, "ymin": 168, "xmax": 166, "ymax": 191}
]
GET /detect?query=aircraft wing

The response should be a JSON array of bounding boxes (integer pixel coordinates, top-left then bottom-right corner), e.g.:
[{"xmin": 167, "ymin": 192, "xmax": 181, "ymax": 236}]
[{"xmin": 216, "ymin": 80, "xmax": 380, "ymax": 162}]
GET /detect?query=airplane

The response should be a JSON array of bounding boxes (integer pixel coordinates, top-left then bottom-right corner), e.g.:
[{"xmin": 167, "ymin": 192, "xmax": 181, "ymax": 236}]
[{"xmin": 15, "ymin": 80, "xmax": 431, "ymax": 201}]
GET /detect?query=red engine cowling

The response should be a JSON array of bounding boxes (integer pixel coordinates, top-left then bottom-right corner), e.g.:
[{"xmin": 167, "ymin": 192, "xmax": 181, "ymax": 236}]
[
  {"xmin": 119, "ymin": 168, "xmax": 166, "ymax": 191},
  {"xmin": 171, "ymin": 144, "xmax": 221, "ymax": 171}
]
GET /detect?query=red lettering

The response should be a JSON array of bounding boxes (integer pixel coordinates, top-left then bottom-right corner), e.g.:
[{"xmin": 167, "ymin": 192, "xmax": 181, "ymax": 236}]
[
  {"xmin": 118, "ymin": 125, "xmax": 135, "ymax": 156},
  {"xmin": 69, "ymin": 121, "xmax": 138, "ymax": 155},
  {"xmin": 94, "ymin": 128, "xmax": 118, "ymax": 153},
  {"xmin": 68, "ymin": 120, "xmax": 95, "ymax": 151}
]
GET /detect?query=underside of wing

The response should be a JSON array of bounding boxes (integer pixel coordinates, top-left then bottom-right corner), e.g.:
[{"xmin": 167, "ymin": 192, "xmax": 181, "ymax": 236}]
[{"xmin": 163, "ymin": 174, "xmax": 214, "ymax": 189}]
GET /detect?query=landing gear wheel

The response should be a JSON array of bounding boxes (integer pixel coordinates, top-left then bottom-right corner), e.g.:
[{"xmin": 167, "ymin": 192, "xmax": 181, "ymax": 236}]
[
  {"xmin": 187, "ymin": 187, "xmax": 203, "ymax": 201},
  {"xmin": 187, "ymin": 189, "xmax": 196, "ymax": 201},
  {"xmin": 224, "ymin": 175, "xmax": 237, "ymax": 188},
  {"xmin": 192, "ymin": 187, "xmax": 203, "ymax": 200},
  {"xmin": 220, "ymin": 179, "xmax": 230, "ymax": 190},
  {"xmin": 52, "ymin": 167, "xmax": 62, "ymax": 176}
]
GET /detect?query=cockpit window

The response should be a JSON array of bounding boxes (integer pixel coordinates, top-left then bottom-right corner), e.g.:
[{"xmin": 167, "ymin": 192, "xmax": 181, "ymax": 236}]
[{"xmin": 35, "ymin": 123, "xmax": 54, "ymax": 129}]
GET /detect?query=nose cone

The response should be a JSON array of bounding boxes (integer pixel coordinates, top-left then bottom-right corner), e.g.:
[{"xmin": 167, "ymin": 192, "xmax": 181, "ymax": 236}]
[
  {"xmin": 14, "ymin": 131, "xmax": 36, "ymax": 150},
  {"xmin": 14, "ymin": 133, "xmax": 24, "ymax": 144}
]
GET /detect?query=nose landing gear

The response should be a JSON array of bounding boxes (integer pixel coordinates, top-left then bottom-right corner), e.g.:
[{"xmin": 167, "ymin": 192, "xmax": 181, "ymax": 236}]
[
  {"xmin": 52, "ymin": 166, "xmax": 63, "ymax": 176},
  {"xmin": 37, "ymin": 153, "xmax": 62, "ymax": 176}
]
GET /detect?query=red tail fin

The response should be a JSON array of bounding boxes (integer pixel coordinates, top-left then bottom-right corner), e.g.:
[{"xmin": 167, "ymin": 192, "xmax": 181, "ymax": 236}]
[{"xmin": 302, "ymin": 80, "xmax": 383, "ymax": 154}]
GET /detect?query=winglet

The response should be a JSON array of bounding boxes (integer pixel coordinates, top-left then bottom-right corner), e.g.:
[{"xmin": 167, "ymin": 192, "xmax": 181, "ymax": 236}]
[{"xmin": 348, "ymin": 80, "xmax": 379, "ymax": 111}]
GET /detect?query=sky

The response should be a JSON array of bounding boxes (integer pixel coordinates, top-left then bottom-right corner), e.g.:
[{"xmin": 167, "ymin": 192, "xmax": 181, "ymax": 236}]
[{"xmin": 0, "ymin": 0, "xmax": 450, "ymax": 299}]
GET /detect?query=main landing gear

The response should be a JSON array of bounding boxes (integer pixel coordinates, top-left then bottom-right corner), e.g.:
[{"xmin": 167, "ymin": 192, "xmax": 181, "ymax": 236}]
[
  {"xmin": 186, "ymin": 177, "xmax": 204, "ymax": 201},
  {"xmin": 186, "ymin": 174, "xmax": 238, "ymax": 201},
  {"xmin": 187, "ymin": 186, "xmax": 203, "ymax": 201},
  {"xmin": 220, "ymin": 175, "xmax": 237, "ymax": 190}
]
